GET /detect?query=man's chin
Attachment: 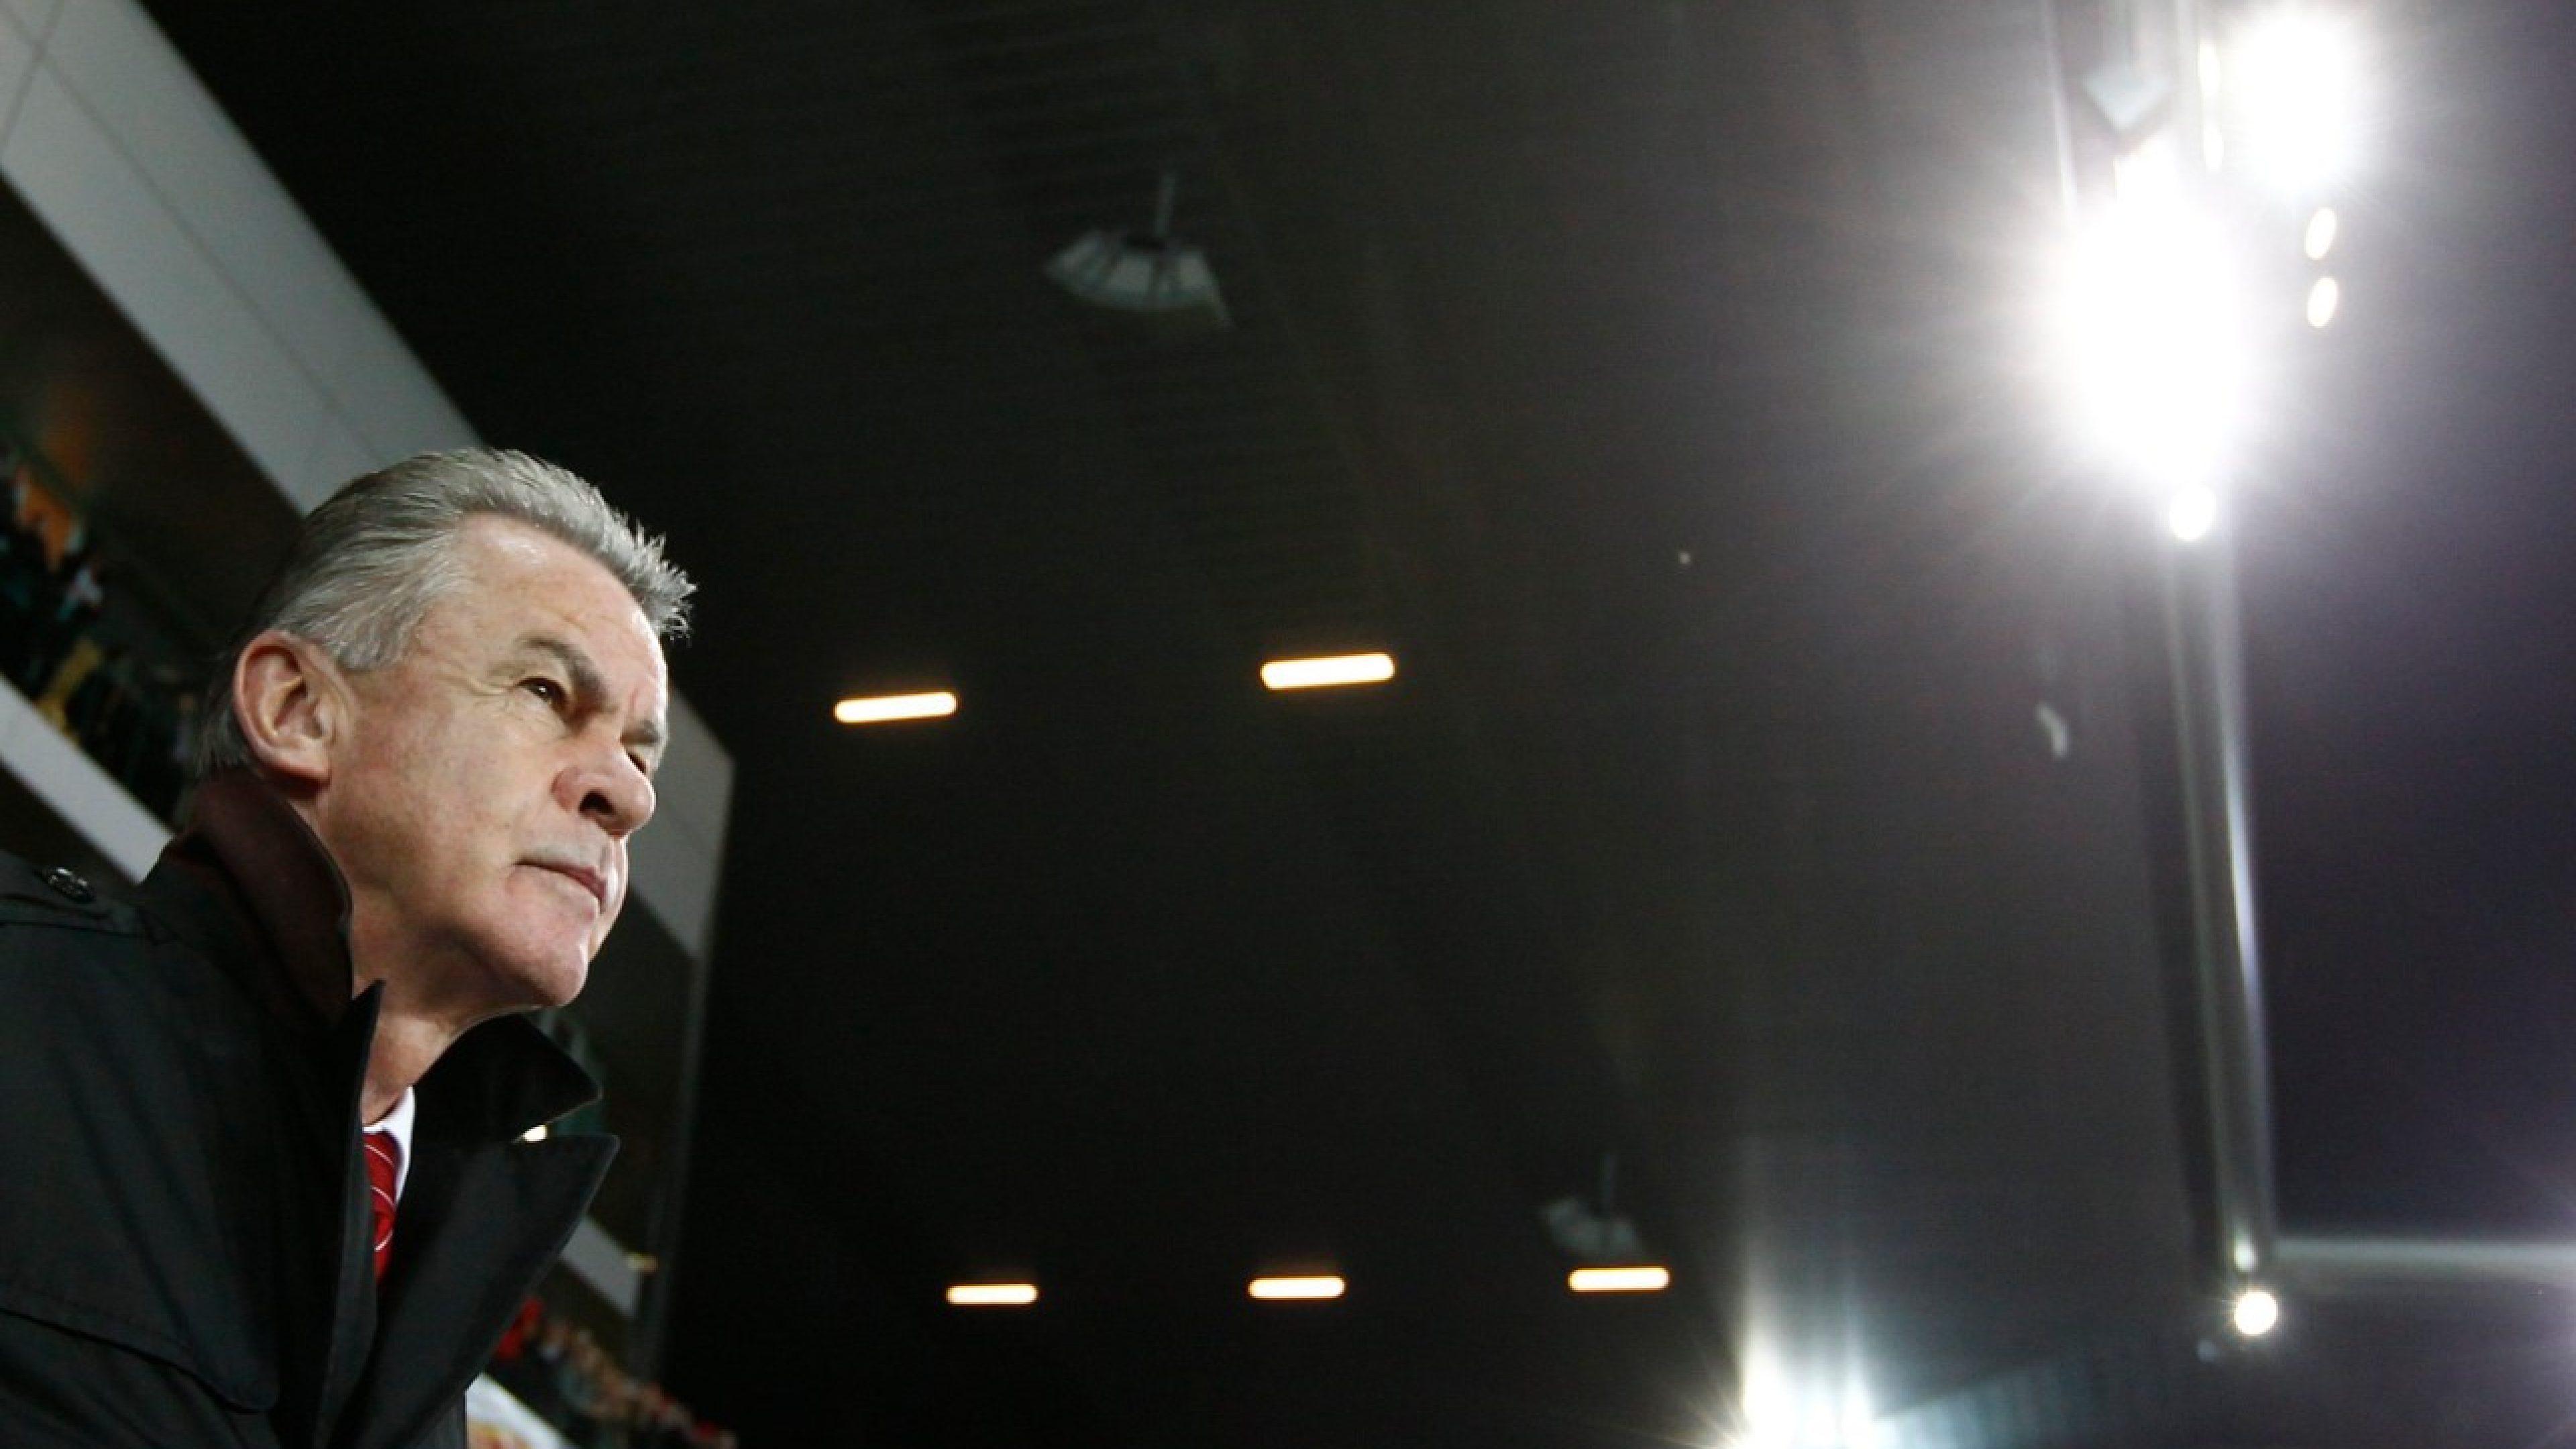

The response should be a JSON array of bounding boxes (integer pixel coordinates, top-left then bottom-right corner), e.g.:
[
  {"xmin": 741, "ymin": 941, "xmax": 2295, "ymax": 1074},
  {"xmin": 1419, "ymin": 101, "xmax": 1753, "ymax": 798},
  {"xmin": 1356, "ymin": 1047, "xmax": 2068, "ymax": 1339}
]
[
  {"xmin": 483, "ymin": 947, "xmax": 592, "ymax": 1015},
  {"xmin": 527, "ymin": 959, "xmax": 592, "ymax": 1011}
]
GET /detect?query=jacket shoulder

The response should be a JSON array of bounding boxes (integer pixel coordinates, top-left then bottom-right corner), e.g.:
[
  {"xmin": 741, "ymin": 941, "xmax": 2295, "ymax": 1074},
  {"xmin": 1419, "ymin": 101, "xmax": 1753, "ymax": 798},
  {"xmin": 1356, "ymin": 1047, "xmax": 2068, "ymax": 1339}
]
[
  {"xmin": 0, "ymin": 850, "xmax": 282, "ymax": 1419},
  {"xmin": 0, "ymin": 851, "xmax": 150, "ymax": 939}
]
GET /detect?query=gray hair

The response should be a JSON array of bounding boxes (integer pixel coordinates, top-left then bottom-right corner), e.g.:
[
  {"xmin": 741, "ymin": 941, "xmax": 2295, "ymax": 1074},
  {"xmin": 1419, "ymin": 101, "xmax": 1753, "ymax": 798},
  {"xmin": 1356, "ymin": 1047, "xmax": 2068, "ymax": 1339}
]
[{"xmin": 198, "ymin": 448, "xmax": 692, "ymax": 776}]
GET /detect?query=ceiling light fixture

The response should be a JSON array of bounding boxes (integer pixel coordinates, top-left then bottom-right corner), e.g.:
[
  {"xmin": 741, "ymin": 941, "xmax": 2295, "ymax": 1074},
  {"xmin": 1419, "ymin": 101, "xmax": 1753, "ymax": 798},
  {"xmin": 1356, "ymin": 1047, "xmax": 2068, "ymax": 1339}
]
[
  {"xmin": 945, "ymin": 1283, "xmax": 1039, "ymax": 1307},
  {"xmin": 1246, "ymin": 1275, "xmax": 1345, "ymax": 1301},
  {"xmin": 1260, "ymin": 653, "xmax": 1395, "ymax": 692},
  {"xmin": 833, "ymin": 691, "xmax": 958, "ymax": 725},
  {"xmin": 1044, "ymin": 169, "xmax": 1229, "ymax": 334},
  {"xmin": 1567, "ymin": 1265, "xmax": 1672, "ymax": 1294}
]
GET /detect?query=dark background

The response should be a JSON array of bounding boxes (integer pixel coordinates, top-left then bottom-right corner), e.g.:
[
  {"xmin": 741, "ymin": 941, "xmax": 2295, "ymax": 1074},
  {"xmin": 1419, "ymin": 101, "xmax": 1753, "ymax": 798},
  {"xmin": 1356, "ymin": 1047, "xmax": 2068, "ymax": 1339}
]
[
  {"xmin": 2238, "ymin": 0, "xmax": 2576, "ymax": 1236},
  {"xmin": 126, "ymin": 0, "xmax": 2576, "ymax": 1442}
]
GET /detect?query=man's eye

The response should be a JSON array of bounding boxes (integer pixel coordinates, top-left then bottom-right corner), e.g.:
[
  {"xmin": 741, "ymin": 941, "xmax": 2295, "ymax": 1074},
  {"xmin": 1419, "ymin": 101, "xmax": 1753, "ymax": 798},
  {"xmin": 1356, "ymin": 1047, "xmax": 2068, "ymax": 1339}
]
[{"xmin": 523, "ymin": 678, "xmax": 567, "ymax": 706}]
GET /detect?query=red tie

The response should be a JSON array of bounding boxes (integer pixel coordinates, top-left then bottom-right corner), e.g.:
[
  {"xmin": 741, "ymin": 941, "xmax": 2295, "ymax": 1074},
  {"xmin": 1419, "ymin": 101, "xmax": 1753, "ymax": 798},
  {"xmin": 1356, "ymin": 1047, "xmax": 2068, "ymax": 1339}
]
[{"xmin": 364, "ymin": 1130, "xmax": 401, "ymax": 1282}]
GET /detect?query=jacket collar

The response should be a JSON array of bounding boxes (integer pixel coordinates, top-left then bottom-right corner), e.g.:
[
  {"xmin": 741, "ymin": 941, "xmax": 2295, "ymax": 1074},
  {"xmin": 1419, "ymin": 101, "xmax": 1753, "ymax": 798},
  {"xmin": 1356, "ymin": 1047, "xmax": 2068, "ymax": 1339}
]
[
  {"xmin": 156, "ymin": 768, "xmax": 354, "ymax": 1030},
  {"xmin": 142, "ymin": 768, "xmax": 600, "ymax": 1136}
]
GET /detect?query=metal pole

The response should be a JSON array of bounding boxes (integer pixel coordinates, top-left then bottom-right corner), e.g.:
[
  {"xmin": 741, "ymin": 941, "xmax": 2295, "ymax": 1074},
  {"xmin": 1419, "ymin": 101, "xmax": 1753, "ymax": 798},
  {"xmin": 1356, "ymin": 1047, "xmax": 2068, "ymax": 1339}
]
[{"xmin": 2160, "ymin": 516, "xmax": 2279, "ymax": 1284}]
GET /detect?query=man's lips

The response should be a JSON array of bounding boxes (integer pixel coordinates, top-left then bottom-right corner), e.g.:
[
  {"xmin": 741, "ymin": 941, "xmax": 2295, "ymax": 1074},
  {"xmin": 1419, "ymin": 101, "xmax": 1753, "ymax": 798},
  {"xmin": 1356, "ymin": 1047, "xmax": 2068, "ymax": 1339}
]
[{"xmin": 527, "ymin": 860, "xmax": 609, "ymax": 909}]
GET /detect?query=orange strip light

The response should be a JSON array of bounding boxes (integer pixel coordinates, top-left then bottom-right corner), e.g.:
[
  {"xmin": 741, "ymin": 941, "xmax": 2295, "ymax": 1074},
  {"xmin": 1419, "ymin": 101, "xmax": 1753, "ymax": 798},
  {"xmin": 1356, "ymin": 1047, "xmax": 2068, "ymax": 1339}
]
[
  {"xmin": 1246, "ymin": 1275, "xmax": 1346, "ymax": 1301},
  {"xmin": 1259, "ymin": 653, "xmax": 1395, "ymax": 692},
  {"xmin": 1567, "ymin": 1265, "xmax": 1672, "ymax": 1294},
  {"xmin": 945, "ymin": 1283, "xmax": 1039, "ymax": 1307},
  {"xmin": 834, "ymin": 691, "xmax": 958, "ymax": 724}
]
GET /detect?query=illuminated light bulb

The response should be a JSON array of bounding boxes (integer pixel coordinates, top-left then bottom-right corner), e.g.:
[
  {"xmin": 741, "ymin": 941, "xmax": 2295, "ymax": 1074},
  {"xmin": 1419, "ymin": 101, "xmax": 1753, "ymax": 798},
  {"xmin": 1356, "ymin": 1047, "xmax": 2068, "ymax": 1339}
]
[
  {"xmin": 2167, "ymin": 486, "xmax": 2220, "ymax": 543},
  {"xmin": 1567, "ymin": 1265, "xmax": 1672, "ymax": 1293},
  {"xmin": 2306, "ymin": 275, "xmax": 2341, "ymax": 329},
  {"xmin": 1246, "ymin": 1275, "xmax": 1346, "ymax": 1301},
  {"xmin": 520, "ymin": 1124, "xmax": 550, "ymax": 1144},
  {"xmin": 1259, "ymin": 653, "xmax": 1395, "ymax": 692},
  {"xmin": 834, "ymin": 691, "xmax": 959, "ymax": 724},
  {"xmin": 2228, "ymin": 8, "xmax": 2366, "ymax": 194},
  {"xmin": 2304, "ymin": 207, "xmax": 2339, "ymax": 260},
  {"xmin": 945, "ymin": 1283, "xmax": 1039, "ymax": 1307},
  {"xmin": 2233, "ymin": 1286, "xmax": 2281, "ymax": 1337},
  {"xmin": 2048, "ymin": 204, "xmax": 2249, "ymax": 491}
]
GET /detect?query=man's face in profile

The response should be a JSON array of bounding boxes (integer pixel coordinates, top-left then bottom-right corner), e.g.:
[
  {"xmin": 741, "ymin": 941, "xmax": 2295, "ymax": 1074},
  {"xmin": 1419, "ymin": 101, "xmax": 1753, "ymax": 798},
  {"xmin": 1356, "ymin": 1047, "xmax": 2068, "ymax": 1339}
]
[{"xmin": 311, "ymin": 515, "xmax": 670, "ymax": 1016}]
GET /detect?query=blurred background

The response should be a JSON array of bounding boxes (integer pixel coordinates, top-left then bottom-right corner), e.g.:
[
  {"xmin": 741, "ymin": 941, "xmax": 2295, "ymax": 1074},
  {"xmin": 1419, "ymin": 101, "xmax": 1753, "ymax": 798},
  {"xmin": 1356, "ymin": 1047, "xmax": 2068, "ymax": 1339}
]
[{"xmin": 4, "ymin": 0, "xmax": 2574, "ymax": 1443}]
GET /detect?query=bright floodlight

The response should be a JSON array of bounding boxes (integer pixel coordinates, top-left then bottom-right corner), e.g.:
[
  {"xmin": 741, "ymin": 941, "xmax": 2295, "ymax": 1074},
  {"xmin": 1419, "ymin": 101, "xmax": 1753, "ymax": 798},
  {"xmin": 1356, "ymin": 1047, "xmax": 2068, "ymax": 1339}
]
[
  {"xmin": 2306, "ymin": 275, "xmax": 2341, "ymax": 329},
  {"xmin": 946, "ymin": 1283, "xmax": 1039, "ymax": 1307},
  {"xmin": 2233, "ymin": 1286, "xmax": 2281, "ymax": 1337},
  {"xmin": 2227, "ymin": 8, "xmax": 2365, "ymax": 193},
  {"xmin": 1247, "ymin": 1275, "xmax": 1346, "ymax": 1301},
  {"xmin": 2167, "ymin": 486, "xmax": 2220, "ymax": 543},
  {"xmin": 1728, "ymin": 1339, "xmax": 1880, "ymax": 1449},
  {"xmin": 2048, "ymin": 199, "xmax": 2249, "ymax": 490},
  {"xmin": 1737, "ymin": 1340, "xmax": 1793, "ymax": 1448},
  {"xmin": 1568, "ymin": 1265, "xmax": 1672, "ymax": 1294},
  {"xmin": 1835, "ymin": 1382, "xmax": 1882, "ymax": 1449},
  {"xmin": 834, "ymin": 691, "xmax": 959, "ymax": 724},
  {"xmin": 2304, "ymin": 207, "xmax": 2339, "ymax": 260},
  {"xmin": 1260, "ymin": 653, "xmax": 1395, "ymax": 692}
]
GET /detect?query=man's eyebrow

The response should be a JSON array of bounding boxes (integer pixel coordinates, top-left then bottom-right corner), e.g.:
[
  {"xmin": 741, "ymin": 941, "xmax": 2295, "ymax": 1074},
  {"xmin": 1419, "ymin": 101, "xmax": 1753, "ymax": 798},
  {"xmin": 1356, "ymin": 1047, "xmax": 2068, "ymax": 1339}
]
[
  {"xmin": 519, "ymin": 635, "xmax": 667, "ymax": 761},
  {"xmin": 519, "ymin": 635, "xmax": 606, "ymax": 703}
]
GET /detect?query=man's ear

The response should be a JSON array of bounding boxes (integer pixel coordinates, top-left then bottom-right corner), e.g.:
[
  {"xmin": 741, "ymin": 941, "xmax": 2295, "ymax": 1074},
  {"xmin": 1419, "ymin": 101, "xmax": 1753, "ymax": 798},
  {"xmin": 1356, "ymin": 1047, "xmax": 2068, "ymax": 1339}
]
[{"xmin": 233, "ymin": 630, "xmax": 350, "ymax": 788}]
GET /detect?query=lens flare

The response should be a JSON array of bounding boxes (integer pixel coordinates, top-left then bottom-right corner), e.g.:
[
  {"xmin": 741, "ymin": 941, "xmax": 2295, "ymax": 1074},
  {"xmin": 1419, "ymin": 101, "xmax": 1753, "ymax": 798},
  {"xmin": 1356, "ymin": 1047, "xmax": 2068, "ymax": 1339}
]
[{"xmin": 2233, "ymin": 1286, "xmax": 2281, "ymax": 1337}]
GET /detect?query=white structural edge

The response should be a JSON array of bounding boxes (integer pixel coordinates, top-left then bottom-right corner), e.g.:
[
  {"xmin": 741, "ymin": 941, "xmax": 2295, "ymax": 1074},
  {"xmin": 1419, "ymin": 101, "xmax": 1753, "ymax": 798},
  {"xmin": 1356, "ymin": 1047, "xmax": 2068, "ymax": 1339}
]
[
  {"xmin": 0, "ymin": 0, "xmax": 729, "ymax": 1320},
  {"xmin": 560, "ymin": 1216, "xmax": 645, "ymax": 1318},
  {"xmin": 0, "ymin": 673, "xmax": 165, "ymax": 879},
  {"xmin": 0, "ymin": 0, "xmax": 731, "ymax": 960}
]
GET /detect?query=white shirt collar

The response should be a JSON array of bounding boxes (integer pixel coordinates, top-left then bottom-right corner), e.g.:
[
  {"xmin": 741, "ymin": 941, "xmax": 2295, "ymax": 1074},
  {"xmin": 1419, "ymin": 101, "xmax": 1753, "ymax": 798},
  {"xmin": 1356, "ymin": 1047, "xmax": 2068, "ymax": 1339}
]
[{"xmin": 365, "ymin": 1087, "xmax": 417, "ymax": 1201}]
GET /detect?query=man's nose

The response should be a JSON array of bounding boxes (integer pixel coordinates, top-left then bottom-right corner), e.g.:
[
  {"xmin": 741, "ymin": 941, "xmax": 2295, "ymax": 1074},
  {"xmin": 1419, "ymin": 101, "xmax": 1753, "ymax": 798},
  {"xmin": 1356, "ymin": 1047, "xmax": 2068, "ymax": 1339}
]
[{"xmin": 564, "ymin": 737, "xmax": 657, "ymax": 837}]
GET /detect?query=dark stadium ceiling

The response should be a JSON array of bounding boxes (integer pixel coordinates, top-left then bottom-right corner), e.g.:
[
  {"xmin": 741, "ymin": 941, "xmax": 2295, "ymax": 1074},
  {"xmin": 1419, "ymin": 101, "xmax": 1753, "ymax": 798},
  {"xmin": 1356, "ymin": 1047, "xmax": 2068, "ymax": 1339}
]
[{"xmin": 138, "ymin": 1, "xmax": 2576, "ymax": 1444}]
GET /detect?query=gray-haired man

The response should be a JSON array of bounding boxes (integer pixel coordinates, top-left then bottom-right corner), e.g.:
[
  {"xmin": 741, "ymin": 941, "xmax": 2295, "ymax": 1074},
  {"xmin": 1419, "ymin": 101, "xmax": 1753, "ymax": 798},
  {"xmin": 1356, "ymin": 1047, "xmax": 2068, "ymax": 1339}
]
[{"xmin": 0, "ymin": 449, "xmax": 689, "ymax": 1448}]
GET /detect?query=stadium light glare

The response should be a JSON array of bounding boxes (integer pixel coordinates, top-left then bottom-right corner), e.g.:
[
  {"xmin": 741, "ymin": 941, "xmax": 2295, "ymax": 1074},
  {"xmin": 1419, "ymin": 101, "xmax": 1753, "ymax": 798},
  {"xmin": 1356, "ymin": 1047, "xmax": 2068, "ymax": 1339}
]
[
  {"xmin": 2167, "ymin": 486, "xmax": 2220, "ymax": 543},
  {"xmin": 2045, "ymin": 197, "xmax": 2250, "ymax": 492},
  {"xmin": 2233, "ymin": 1286, "xmax": 2282, "ymax": 1337},
  {"xmin": 2304, "ymin": 207, "xmax": 2339, "ymax": 260},
  {"xmin": 1726, "ymin": 1338, "xmax": 1882, "ymax": 1449},
  {"xmin": 2306, "ymin": 275, "xmax": 2342, "ymax": 328},
  {"xmin": 2226, "ymin": 8, "xmax": 2365, "ymax": 194}
]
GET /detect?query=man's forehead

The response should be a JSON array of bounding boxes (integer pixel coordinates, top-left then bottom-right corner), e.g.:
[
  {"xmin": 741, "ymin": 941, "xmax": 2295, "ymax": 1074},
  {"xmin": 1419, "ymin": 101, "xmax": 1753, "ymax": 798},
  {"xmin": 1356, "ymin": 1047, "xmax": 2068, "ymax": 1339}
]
[
  {"xmin": 450, "ymin": 517, "xmax": 653, "ymax": 619},
  {"xmin": 436, "ymin": 527, "xmax": 659, "ymax": 641}
]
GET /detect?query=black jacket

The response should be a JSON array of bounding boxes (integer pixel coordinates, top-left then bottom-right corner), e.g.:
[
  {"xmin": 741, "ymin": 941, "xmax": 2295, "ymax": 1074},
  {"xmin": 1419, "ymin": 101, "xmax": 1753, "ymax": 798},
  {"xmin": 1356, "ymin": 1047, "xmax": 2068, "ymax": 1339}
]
[{"xmin": 0, "ymin": 772, "xmax": 615, "ymax": 1448}]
